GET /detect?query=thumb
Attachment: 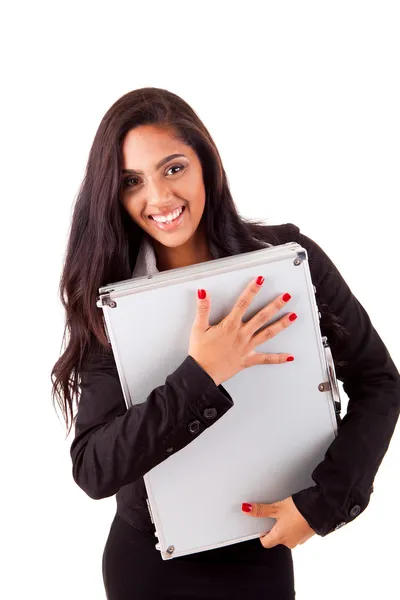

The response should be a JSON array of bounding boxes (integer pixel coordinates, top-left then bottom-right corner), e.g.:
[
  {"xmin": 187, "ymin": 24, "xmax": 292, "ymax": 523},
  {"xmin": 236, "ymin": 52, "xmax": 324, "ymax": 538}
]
[
  {"xmin": 241, "ymin": 502, "xmax": 279, "ymax": 519},
  {"xmin": 193, "ymin": 289, "xmax": 210, "ymax": 330}
]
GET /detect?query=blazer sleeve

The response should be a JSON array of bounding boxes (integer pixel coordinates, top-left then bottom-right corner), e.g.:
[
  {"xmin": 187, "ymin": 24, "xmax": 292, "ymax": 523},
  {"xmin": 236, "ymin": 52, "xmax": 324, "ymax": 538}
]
[
  {"xmin": 70, "ymin": 353, "xmax": 234, "ymax": 500},
  {"xmin": 286, "ymin": 223, "xmax": 400, "ymax": 536}
]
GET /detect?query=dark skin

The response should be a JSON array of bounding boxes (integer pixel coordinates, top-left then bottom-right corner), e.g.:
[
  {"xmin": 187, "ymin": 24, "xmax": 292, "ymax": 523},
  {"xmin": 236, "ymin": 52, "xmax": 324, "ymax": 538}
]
[
  {"xmin": 155, "ymin": 218, "xmax": 212, "ymax": 272},
  {"xmin": 120, "ymin": 124, "xmax": 213, "ymax": 272}
]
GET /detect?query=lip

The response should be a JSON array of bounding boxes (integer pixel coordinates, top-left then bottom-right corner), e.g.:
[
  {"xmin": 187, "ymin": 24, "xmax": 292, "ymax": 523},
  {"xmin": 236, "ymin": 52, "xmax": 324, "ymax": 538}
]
[{"xmin": 149, "ymin": 206, "xmax": 186, "ymax": 232}]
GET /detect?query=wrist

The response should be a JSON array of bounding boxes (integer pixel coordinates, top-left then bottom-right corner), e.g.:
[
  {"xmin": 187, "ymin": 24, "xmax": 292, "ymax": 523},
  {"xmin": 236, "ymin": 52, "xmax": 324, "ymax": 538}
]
[{"xmin": 188, "ymin": 355, "xmax": 220, "ymax": 386}]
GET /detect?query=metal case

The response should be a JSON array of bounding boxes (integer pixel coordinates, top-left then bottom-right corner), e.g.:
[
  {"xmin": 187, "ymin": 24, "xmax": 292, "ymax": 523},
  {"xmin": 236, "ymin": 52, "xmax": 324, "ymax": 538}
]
[{"xmin": 96, "ymin": 242, "xmax": 340, "ymax": 560}]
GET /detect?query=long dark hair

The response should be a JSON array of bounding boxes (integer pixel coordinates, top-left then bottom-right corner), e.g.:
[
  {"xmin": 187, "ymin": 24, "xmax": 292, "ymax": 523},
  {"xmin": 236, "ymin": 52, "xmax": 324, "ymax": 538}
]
[{"xmin": 51, "ymin": 87, "xmax": 349, "ymax": 437}]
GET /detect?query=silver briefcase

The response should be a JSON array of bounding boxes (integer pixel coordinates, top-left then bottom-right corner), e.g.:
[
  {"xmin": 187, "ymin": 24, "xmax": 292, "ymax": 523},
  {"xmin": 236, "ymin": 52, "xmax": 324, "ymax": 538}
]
[{"xmin": 96, "ymin": 242, "xmax": 340, "ymax": 560}]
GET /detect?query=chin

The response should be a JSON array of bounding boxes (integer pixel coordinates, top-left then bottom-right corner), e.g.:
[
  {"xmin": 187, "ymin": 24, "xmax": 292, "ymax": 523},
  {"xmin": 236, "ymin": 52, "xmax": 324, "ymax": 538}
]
[{"xmin": 152, "ymin": 231, "xmax": 194, "ymax": 248}]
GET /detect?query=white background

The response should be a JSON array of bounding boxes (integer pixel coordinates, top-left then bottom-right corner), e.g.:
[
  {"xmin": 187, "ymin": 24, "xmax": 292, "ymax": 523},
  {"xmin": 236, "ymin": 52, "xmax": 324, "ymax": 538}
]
[{"xmin": 2, "ymin": 1, "xmax": 399, "ymax": 598}]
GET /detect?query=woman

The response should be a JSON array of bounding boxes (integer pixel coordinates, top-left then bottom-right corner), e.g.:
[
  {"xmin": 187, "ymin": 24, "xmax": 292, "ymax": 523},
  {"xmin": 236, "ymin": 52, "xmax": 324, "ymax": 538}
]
[{"xmin": 51, "ymin": 87, "xmax": 400, "ymax": 599}]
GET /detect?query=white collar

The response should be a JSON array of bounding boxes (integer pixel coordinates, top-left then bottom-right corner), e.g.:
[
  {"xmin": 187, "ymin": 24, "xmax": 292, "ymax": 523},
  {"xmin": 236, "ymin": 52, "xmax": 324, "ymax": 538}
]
[{"xmin": 132, "ymin": 233, "xmax": 274, "ymax": 278}]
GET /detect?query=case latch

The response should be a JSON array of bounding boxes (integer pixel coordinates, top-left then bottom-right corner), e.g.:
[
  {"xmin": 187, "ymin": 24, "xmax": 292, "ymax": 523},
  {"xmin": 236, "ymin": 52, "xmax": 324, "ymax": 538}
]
[{"xmin": 321, "ymin": 336, "xmax": 342, "ymax": 419}]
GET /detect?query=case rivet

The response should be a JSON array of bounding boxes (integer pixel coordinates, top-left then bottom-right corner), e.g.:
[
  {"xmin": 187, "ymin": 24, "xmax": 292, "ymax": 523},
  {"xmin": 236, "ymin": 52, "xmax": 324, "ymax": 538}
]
[
  {"xmin": 294, "ymin": 251, "xmax": 306, "ymax": 266},
  {"xmin": 167, "ymin": 545, "xmax": 175, "ymax": 554}
]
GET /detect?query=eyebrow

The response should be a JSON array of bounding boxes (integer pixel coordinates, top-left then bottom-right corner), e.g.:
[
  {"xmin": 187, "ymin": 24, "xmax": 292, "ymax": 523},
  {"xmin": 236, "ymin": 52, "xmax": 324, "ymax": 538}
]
[{"xmin": 122, "ymin": 153, "xmax": 186, "ymax": 175}]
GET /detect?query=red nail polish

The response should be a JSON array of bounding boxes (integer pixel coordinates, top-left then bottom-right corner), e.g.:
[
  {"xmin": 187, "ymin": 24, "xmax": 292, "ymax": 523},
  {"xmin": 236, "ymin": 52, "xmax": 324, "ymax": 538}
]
[
  {"xmin": 286, "ymin": 356, "xmax": 294, "ymax": 362},
  {"xmin": 256, "ymin": 276, "xmax": 264, "ymax": 286},
  {"xmin": 289, "ymin": 313, "xmax": 297, "ymax": 322},
  {"xmin": 198, "ymin": 289, "xmax": 206, "ymax": 299},
  {"xmin": 282, "ymin": 293, "xmax": 291, "ymax": 302},
  {"xmin": 242, "ymin": 503, "xmax": 252, "ymax": 513}
]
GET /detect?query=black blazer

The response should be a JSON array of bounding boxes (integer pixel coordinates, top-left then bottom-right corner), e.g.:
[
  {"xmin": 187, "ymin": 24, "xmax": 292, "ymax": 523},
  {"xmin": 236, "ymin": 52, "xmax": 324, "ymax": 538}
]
[{"xmin": 70, "ymin": 223, "xmax": 400, "ymax": 537}]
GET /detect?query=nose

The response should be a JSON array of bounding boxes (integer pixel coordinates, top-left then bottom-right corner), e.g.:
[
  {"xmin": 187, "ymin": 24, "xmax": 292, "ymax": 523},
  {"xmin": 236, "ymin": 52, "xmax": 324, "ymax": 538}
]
[{"xmin": 146, "ymin": 174, "xmax": 173, "ymax": 206}]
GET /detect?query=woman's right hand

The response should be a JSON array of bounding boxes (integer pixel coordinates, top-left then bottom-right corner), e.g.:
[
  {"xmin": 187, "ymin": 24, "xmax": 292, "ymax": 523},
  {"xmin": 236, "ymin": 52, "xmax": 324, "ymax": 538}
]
[{"xmin": 188, "ymin": 276, "xmax": 297, "ymax": 386}]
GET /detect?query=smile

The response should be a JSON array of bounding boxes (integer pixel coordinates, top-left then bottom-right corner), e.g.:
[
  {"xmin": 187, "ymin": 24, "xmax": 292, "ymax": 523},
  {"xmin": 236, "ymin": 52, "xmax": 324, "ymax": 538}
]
[
  {"xmin": 150, "ymin": 206, "xmax": 184, "ymax": 223},
  {"xmin": 149, "ymin": 206, "xmax": 186, "ymax": 232}
]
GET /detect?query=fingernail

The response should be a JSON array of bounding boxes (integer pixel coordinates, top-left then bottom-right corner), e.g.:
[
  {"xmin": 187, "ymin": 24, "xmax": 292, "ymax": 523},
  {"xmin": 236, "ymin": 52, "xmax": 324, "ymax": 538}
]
[
  {"xmin": 289, "ymin": 313, "xmax": 297, "ymax": 322},
  {"xmin": 286, "ymin": 356, "xmax": 294, "ymax": 362},
  {"xmin": 256, "ymin": 276, "xmax": 264, "ymax": 286},
  {"xmin": 242, "ymin": 503, "xmax": 252, "ymax": 513},
  {"xmin": 198, "ymin": 289, "xmax": 206, "ymax": 300},
  {"xmin": 282, "ymin": 293, "xmax": 291, "ymax": 302}
]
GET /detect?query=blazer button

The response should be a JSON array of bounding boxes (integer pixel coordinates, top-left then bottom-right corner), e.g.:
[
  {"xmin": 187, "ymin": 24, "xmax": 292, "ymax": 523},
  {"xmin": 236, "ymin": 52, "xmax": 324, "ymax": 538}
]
[
  {"xmin": 349, "ymin": 504, "xmax": 361, "ymax": 518},
  {"xmin": 166, "ymin": 447, "xmax": 174, "ymax": 453},
  {"xmin": 203, "ymin": 407, "xmax": 217, "ymax": 419},
  {"xmin": 188, "ymin": 420, "xmax": 201, "ymax": 434}
]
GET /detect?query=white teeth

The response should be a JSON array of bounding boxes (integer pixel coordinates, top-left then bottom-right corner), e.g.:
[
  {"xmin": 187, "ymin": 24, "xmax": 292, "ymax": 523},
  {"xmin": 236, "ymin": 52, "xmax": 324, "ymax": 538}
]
[{"xmin": 151, "ymin": 206, "xmax": 183, "ymax": 223}]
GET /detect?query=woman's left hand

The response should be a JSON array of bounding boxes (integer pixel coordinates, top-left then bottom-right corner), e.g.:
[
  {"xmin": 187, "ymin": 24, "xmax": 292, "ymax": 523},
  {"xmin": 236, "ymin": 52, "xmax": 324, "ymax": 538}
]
[{"xmin": 241, "ymin": 496, "xmax": 316, "ymax": 549}]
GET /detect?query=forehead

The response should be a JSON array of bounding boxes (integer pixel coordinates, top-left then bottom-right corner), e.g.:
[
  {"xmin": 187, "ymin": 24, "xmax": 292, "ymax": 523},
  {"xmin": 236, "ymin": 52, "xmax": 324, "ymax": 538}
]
[{"xmin": 122, "ymin": 125, "xmax": 193, "ymax": 165}]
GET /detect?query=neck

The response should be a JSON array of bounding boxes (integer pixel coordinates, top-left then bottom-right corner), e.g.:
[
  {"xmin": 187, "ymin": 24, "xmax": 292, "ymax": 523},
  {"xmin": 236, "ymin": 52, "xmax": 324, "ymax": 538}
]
[{"xmin": 152, "ymin": 223, "xmax": 213, "ymax": 272}]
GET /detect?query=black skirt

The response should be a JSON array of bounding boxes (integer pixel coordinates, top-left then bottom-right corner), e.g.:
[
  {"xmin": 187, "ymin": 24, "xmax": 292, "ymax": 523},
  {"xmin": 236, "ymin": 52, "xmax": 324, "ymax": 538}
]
[{"xmin": 102, "ymin": 512, "xmax": 296, "ymax": 600}]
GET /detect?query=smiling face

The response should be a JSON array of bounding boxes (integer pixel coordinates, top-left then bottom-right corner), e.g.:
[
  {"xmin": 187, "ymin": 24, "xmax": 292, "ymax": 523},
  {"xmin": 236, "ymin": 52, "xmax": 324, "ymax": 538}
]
[{"xmin": 120, "ymin": 124, "xmax": 211, "ymax": 270}]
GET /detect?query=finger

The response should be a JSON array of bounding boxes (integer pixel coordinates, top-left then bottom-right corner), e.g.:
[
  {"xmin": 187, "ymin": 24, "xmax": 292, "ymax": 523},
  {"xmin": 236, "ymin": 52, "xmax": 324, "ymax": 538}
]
[
  {"xmin": 242, "ymin": 291, "xmax": 292, "ymax": 337},
  {"xmin": 241, "ymin": 502, "xmax": 279, "ymax": 519},
  {"xmin": 229, "ymin": 276, "xmax": 265, "ymax": 325},
  {"xmin": 246, "ymin": 351, "xmax": 294, "ymax": 367},
  {"xmin": 192, "ymin": 289, "xmax": 211, "ymax": 331},
  {"xmin": 250, "ymin": 311, "xmax": 298, "ymax": 350},
  {"xmin": 259, "ymin": 528, "xmax": 281, "ymax": 550}
]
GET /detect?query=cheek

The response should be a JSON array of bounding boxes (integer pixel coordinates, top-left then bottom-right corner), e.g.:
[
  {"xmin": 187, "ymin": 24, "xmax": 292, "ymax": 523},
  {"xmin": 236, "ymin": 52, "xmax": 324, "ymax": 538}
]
[
  {"xmin": 184, "ymin": 169, "xmax": 205, "ymax": 202},
  {"xmin": 123, "ymin": 198, "xmax": 143, "ymax": 222},
  {"xmin": 195, "ymin": 193, "xmax": 206, "ymax": 217},
  {"xmin": 186, "ymin": 179, "xmax": 206, "ymax": 210}
]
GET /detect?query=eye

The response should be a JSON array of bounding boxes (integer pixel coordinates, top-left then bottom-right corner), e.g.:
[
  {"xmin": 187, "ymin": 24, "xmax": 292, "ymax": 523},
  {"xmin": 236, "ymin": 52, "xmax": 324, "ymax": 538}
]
[
  {"xmin": 166, "ymin": 164, "xmax": 185, "ymax": 176},
  {"xmin": 123, "ymin": 164, "xmax": 185, "ymax": 189},
  {"xmin": 123, "ymin": 175, "xmax": 140, "ymax": 188}
]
